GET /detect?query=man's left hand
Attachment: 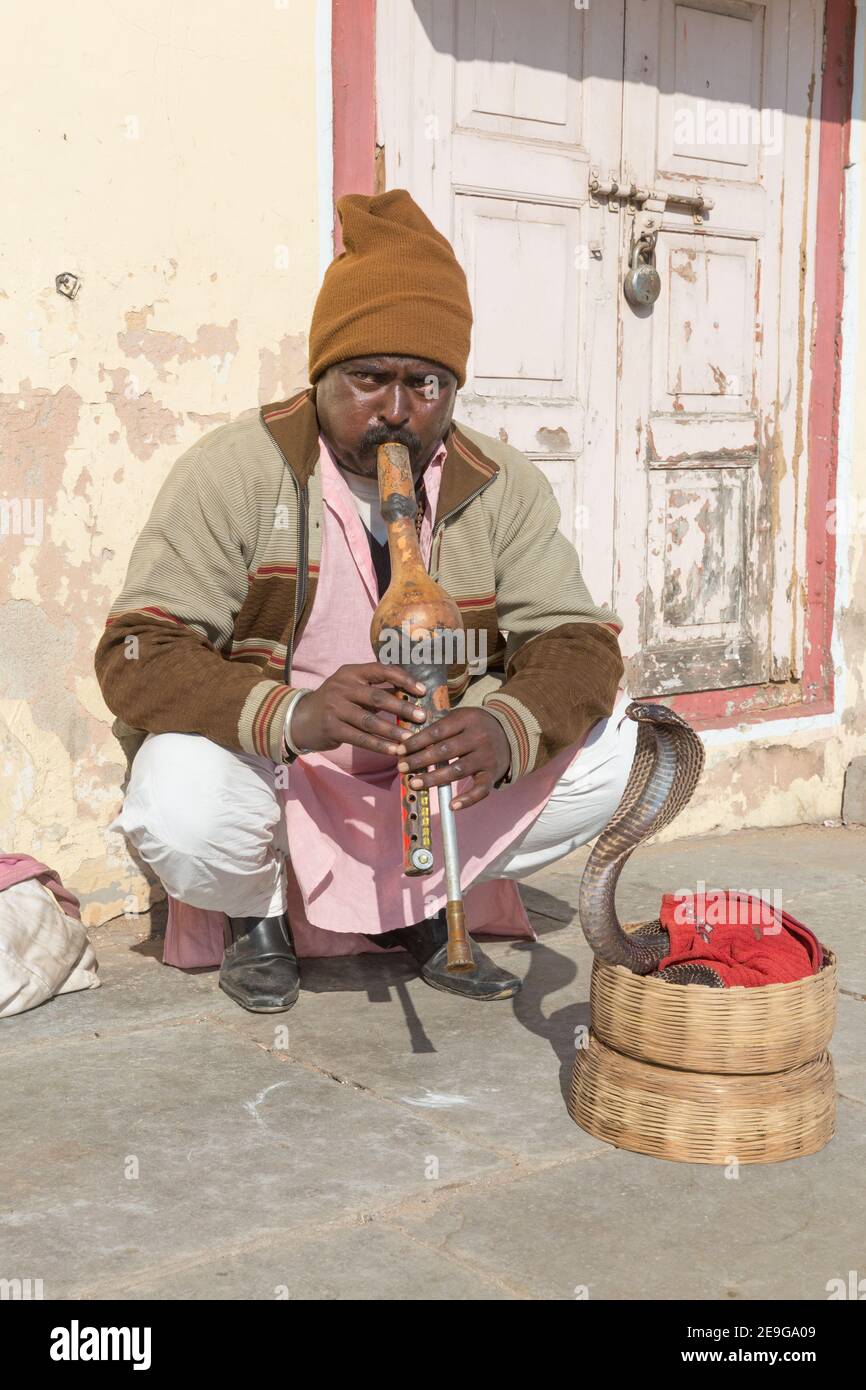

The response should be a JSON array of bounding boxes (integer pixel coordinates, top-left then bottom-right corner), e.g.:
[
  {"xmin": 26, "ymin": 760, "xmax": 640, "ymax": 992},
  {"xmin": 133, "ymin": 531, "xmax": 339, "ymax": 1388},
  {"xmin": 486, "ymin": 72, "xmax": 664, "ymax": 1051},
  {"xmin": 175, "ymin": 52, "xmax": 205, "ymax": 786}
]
[{"xmin": 396, "ymin": 707, "xmax": 511, "ymax": 811}]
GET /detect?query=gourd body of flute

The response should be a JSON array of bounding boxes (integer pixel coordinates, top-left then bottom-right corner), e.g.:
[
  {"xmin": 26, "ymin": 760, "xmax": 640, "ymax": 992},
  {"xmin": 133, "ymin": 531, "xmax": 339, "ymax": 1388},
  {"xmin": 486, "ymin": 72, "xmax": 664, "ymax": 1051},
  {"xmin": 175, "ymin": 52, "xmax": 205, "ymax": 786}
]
[
  {"xmin": 369, "ymin": 442, "xmax": 474, "ymax": 972},
  {"xmin": 369, "ymin": 445, "xmax": 462, "ymax": 663}
]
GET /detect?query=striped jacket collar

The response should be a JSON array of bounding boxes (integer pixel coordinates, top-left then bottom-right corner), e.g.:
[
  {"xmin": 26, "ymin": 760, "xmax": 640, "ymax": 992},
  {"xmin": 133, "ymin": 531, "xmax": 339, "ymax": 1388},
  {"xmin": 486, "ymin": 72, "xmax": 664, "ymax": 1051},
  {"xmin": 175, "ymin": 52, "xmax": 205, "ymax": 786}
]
[{"xmin": 260, "ymin": 388, "xmax": 499, "ymax": 530}]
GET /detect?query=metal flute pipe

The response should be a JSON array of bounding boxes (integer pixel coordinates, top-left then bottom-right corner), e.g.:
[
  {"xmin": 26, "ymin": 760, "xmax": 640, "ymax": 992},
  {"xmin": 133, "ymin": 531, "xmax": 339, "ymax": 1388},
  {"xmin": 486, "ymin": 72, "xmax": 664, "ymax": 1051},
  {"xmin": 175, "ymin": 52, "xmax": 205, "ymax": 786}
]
[
  {"xmin": 438, "ymin": 780, "xmax": 474, "ymax": 973},
  {"xmin": 437, "ymin": 782, "xmax": 462, "ymax": 902}
]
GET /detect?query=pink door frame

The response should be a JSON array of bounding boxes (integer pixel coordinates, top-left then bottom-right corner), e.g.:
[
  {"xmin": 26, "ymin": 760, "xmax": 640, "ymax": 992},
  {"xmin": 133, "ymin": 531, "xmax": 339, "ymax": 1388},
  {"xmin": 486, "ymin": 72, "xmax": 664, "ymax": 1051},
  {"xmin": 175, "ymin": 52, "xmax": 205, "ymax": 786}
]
[{"xmin": 330, "ymin": 0, "xmax": 855, "ymax": 733}]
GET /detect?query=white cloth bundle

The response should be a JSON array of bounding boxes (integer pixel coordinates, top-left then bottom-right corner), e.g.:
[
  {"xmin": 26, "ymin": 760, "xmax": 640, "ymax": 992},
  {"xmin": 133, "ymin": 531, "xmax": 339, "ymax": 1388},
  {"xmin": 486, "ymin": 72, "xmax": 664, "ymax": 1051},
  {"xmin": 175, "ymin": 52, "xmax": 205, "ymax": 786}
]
[{"xmin": 0, "ymin": 876, "xmax": 100, "ymax": 1018}]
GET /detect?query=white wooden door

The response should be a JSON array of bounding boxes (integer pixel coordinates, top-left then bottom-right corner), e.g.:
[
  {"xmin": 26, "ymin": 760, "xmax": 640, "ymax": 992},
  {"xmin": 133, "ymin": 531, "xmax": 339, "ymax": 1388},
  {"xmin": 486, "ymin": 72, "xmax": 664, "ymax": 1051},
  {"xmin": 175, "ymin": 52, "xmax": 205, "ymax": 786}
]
[
  {"xmin": 614, "ymin": 0, "xmax": 819, "ymax": 695},
  {"xmin": 376, "ymin": 0, "xmax": 626, "ymax": 607},
  {"xmin": 376, "ymin": 0, "xmax": 820, "ymax": 698}
]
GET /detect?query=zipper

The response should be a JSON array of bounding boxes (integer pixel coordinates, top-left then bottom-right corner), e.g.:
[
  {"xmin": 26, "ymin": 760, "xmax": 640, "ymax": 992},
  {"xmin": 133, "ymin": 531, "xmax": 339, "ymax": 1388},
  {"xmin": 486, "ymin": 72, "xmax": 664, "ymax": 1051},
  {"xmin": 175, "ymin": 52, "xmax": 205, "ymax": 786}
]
[
  {"xmin": 428, "ymin": 470, "xmax": 504, "ymax": 689},
  {"xmin": 428, "ymin": 472, "xmax": 498, "ymax": 577},
  {"xmin": 283, "ymin": 477, "xmax": 310, "ymax": 685}
]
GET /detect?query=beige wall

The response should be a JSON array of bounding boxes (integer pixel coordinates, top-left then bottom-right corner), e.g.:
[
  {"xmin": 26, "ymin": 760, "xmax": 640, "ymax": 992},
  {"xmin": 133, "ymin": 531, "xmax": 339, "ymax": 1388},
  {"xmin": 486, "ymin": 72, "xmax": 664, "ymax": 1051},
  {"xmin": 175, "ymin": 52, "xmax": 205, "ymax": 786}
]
[
  {"xmin": 2, "ymin": 2, "xmax": 865, "ymax": 927},
  {"xmin": 0, "ymin": 1, "xmax": 321, "ymax": 923}
]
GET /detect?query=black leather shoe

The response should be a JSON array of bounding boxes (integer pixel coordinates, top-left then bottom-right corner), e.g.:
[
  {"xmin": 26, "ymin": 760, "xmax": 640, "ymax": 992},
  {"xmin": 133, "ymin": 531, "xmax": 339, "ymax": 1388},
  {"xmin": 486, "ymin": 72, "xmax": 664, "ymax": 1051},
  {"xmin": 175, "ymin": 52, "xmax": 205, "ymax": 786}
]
[
  {"xmin": 366, "ymin": 911, "xmax": 522, "ymax": 1001},
  {"xmin": 219, "ymin": 912, "xmax": 300, "ymax": 1013}
]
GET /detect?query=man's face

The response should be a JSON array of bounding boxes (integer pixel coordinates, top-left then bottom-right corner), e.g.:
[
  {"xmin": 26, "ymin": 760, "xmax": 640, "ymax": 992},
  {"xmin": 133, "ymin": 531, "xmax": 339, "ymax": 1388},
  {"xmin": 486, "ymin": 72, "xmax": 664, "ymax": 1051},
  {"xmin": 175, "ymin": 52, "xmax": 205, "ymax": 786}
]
[{"xmin": 314, "ymin": 355, "xmax": 458, "ymax": 478}]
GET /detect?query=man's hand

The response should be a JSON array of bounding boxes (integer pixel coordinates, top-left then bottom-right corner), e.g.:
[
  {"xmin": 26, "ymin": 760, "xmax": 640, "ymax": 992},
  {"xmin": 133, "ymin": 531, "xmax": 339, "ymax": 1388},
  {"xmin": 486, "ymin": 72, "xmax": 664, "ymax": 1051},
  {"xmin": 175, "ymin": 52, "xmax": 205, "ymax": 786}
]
[
  {"xmin": 290, "ymin": 662, "xmax": 428, "ymax": 755},
  {"xmin": 396, "ymin": 707, "xmax": 511, "ymax": 811}
]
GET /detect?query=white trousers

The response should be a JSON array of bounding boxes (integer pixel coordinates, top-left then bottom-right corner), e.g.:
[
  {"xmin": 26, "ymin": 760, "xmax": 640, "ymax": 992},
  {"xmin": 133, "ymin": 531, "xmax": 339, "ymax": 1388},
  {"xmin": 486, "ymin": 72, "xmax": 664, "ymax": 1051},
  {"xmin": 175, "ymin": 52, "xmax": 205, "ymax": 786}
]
[{"xmin": 110, "ymin": 692, "xmax": 638, "ymax": 921}]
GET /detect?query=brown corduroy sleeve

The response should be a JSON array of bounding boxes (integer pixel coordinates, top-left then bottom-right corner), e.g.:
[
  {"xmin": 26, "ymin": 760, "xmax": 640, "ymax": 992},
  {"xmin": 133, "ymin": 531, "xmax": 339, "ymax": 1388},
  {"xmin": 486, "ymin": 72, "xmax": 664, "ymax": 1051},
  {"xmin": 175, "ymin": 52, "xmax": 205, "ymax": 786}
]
[{"xmin": 484, "ymin": 623, "xmax": 624, "ymax": 781}]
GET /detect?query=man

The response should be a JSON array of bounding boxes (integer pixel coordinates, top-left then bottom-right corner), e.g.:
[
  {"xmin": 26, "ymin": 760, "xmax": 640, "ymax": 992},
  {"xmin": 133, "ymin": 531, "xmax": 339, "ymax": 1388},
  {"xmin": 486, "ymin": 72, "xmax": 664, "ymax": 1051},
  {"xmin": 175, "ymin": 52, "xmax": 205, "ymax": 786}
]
[{"xmin": 94, "ymin": 189, "xmax": 636, "ymax": 1014}]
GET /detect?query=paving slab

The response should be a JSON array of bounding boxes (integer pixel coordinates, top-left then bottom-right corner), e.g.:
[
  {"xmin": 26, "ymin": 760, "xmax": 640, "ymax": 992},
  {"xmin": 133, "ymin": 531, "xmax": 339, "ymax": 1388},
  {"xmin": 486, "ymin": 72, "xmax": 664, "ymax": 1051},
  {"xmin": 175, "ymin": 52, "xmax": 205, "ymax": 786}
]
[
  {"xmin": 771, "ymin": 889, "xmax": 866, "ymax": 997},
  {"xmin": 826, "ymin": 996, "xmax": 866, "ymax": 1103},
  {"xmin": 527, "ymin": 825, "xmax": 866, "ymax": 921},
  {"xmin": 384, "ymin": 1099, "xmax": 866, "ymax": 1301},
  {"xmin": 2, "ymin": 825, "xmax": 863, "ymax": 1302},
  {"xmin": 202, "ymin": 938, "xmax": 608, "ymax": 1164},
  {"xmin": 0, "ymin": 928, "xmax": 222, "ymax": 1055},
  {"xmin": 612, "ymin": 824, "xmax": 866, "ymax": 898},
  {"xmin": 101, "ymin": 1220, "xmax": 517, "ymax": 1301},
  {"xmin": 0, "ymin": 1021, "xmax": 508, "ymax": 1299}
]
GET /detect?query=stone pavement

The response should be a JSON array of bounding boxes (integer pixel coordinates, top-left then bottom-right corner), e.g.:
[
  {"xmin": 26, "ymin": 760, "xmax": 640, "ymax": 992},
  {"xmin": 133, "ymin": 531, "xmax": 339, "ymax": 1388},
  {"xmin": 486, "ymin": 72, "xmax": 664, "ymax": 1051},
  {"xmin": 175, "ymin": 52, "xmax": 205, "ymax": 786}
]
[{"xmin": 2, "ymin": 824, "xmax": 864, "ymax": 1301}]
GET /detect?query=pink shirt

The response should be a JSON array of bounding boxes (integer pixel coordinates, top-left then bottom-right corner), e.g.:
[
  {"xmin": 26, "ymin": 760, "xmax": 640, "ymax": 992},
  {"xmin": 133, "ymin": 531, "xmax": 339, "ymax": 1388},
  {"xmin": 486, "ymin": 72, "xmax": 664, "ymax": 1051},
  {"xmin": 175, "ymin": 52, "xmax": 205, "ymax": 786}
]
[
  {"xmin": 162, "ymin": 438, "xmax": 590, "ymax": 964},
  {"xmin": 277, "ymin": 440, "xmax": 584, "ymax": 940}
]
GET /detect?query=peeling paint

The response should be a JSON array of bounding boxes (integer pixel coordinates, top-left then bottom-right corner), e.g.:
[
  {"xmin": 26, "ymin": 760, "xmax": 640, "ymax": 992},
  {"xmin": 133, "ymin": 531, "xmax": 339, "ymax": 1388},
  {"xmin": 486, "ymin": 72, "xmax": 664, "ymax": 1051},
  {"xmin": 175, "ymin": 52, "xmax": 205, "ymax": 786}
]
[
  {"xmin": 0, "ymin": 0, "xmax": 323, "ymax": 926},
  {"xmin": 118, "ymin": 309, "xmax": 240, "ymax": 382},
  {"xmin": 100, "ymin": 368, "xmax": 182, "ymax": 461},
  {"xmin": 646, "ymin": 420, "xmax": 756, "ymax": 466},
  {"xmin": 708, "ymin": 362, "xmax": 728, "ymax": 393},
  {"xmin": 1, "ymin": 0, "xmax": 863, "ymax": 931},
  {"xmin": 535, "ymin": 425, "xmax": 571, "ymax": 450},
  {"xmin": 671, "ymin": 252, "xmax": 698, "ymax": 283},
  {"xmin": 258, "ymin": 331, "xmax": 308, "ymax": 404},
  {"xmin": 187, "ymin": 410, "xmax": 231, "ymax": 428}
]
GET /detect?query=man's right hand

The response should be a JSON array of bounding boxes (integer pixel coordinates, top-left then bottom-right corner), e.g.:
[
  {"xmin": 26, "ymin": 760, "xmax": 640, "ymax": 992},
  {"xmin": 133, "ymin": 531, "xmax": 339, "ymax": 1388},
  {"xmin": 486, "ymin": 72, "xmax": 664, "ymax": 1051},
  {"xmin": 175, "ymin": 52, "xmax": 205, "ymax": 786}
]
[{"xmin": 289, "ymin": 662, "xmax": 429, "ymax": 756}]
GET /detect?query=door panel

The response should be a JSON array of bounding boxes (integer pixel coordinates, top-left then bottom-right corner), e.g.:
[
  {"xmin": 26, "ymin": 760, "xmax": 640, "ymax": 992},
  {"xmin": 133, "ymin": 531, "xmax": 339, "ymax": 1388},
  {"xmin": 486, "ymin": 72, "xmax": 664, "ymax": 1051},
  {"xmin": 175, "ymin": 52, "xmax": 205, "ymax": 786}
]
[
  {"xmin": 658, "ymin": 0, "xmax": 768, "ymax": 181},
  {"xmin": 616, "ymin": 0, "xmax": 796, "ymax": 696},
  {"xmin": 460, "ymin": 195, "xmax": 579, "ymax": 395},
  {"xmin": 639, "ymin": 225, "xmax": 769, "ymax": 691},
  {"xmin": 642, "ymin": 463, "xmax": 764, "ymax": 691},
  {"xmin": 454, "ymin": 0, "xmax": 583, "ymax": 139},
  {"xmin": 661, "ymin": 237, "xmax": 755, "ymax": 412},
  {"xmin": 376, "ymin": 0, "xmax": 819, "ymax": 698},
  {"xmin": 377, "ymin": 0, "xmax": 625, "ymax": 601}
]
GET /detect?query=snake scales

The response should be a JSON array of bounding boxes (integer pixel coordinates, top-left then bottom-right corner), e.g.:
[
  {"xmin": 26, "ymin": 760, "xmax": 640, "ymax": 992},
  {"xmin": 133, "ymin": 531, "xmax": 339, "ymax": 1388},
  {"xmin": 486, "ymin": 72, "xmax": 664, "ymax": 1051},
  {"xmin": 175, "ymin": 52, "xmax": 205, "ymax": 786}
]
[{"xmin": 578, "ymin": 701, "xmax": 724, "ymax": 987}]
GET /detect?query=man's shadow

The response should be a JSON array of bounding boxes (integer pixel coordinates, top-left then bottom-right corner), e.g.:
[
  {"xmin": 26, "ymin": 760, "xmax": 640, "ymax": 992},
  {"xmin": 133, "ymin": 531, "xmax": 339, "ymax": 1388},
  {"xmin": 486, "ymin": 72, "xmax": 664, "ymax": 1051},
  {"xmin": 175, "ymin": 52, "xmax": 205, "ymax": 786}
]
[
  {"xmin": 107, "ymin": 738, "xmax": 591, "ymax": 1095},
  {"xmin": 503, "ymin": 885, "xmax": 593, "ymax": 1107},
  {"xmin": 298, "ymin": 880, "xmax": 590, "ymax": 1104}
]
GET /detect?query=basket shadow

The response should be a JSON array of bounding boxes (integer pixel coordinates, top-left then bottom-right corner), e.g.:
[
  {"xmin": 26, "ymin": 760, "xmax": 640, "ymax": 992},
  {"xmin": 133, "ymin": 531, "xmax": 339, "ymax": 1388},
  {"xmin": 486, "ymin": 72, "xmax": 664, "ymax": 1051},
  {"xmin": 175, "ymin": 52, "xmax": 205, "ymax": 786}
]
[{"xmin": 508, "ymin": 887, "xmax": 594, "ymax": 1107}]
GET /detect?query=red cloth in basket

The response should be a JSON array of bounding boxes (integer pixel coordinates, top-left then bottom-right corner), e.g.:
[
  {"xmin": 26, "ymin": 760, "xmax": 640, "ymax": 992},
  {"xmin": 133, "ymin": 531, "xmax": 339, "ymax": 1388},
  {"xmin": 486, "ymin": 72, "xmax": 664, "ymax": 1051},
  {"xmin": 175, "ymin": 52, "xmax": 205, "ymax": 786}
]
[{"xmin": 656, "ymin": 890, "xmax": 824, "ymax": 988}]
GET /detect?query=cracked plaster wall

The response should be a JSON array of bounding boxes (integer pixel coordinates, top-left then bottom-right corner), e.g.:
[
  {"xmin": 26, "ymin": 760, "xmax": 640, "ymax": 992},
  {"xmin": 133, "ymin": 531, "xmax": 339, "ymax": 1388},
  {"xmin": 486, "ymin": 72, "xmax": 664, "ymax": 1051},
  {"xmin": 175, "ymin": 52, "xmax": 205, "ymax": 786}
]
[
  {"xmin": 1, "ymin": 4, "xmax": 865, "ymax": 929},
  {"xmin": 0, "ymin": 1, "xmax": 319, "ymax": 924}
]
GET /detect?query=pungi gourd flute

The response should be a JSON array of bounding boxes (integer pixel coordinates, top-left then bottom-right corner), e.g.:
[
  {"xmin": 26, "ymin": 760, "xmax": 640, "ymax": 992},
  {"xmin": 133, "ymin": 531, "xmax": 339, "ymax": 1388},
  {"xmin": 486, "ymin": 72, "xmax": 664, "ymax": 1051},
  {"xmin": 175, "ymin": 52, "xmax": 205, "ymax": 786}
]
[{"xmin": 369, "ymin": 441, "xmax": 475, "ymax": 973}]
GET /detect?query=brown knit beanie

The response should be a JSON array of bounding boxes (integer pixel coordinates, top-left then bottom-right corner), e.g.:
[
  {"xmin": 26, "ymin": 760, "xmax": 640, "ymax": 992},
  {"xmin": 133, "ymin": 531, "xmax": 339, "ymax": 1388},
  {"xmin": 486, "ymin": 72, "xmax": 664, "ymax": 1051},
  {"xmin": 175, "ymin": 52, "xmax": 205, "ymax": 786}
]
[{"xmin": 308, "ymin": 189, "xmax": 473, "ymax": 387}]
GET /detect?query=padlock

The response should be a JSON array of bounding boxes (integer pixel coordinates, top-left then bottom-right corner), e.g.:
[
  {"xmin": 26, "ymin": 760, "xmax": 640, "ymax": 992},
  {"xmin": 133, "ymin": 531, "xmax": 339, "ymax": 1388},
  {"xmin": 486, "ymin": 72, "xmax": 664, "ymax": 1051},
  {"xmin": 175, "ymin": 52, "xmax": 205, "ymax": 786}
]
[{"xmin": 623, "ymin": 233, "xmax": 661, "ymax": 307}]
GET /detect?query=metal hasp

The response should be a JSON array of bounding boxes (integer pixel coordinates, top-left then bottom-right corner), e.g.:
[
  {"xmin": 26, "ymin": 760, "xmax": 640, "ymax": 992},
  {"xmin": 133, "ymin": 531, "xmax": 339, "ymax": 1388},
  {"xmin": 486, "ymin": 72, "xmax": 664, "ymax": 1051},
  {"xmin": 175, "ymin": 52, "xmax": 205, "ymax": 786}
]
[
  {"xmin": 628, "ymin": 184, "xmax": 715, "ymax": 225},
  {"xmin": 589, "ymin": 168, "xmax": 714, "ymax": 226}
]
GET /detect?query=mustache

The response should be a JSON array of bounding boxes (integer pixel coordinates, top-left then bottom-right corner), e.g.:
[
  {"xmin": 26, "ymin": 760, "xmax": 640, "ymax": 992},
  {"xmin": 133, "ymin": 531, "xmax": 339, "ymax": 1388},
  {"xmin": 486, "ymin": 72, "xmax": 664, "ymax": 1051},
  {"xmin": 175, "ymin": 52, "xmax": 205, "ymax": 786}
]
[{"xmin": 357, "ymin": 423, "xmax": 423, "ymax": 458}]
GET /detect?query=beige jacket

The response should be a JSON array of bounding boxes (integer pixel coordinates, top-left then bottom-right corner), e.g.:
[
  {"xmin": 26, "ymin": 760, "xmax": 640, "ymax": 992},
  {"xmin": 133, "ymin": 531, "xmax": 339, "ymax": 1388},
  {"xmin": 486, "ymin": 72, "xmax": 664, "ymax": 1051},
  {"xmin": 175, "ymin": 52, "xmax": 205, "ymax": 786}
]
[{"xmin": 94, "ymin": 389, "xmax": 625, "ymax": 781}]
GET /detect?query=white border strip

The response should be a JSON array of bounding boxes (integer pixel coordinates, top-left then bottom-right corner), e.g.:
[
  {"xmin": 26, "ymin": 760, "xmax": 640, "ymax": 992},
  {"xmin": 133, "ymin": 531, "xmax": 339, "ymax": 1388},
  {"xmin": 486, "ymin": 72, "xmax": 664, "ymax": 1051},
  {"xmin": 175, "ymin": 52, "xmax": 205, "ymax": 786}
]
[
  {"xmin": 831, "ymin": 0, "xmax": 865, "ymax": 720},
  {"xmin": 315, "ymin": 0, "xmax": 334, "ymax": 282}
]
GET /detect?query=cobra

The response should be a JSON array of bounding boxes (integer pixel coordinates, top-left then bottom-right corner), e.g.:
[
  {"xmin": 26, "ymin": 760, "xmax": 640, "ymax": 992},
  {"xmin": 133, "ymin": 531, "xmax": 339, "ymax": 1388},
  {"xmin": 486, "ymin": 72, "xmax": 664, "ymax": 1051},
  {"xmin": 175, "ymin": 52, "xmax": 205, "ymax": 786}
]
[{"xmin": 578, "ymin": 701, "xmax": 725, "ymax": 987}]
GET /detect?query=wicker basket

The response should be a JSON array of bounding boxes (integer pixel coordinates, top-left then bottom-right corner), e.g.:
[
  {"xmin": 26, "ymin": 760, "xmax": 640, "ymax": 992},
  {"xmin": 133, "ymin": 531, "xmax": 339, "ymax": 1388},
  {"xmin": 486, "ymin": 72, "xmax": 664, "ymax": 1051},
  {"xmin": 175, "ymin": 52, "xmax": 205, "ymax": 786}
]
[
  {"xmin": 567, "ymin": 703, "xmax": 838, "ymax": 1163},
  {"xmin": 590, "ymin": 926, "xmax": 838, "ymax": 1074},
  {"xmin": 569, "ymin": 1033, "xmax": 836, "ymax": 1165}
]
